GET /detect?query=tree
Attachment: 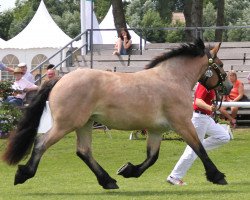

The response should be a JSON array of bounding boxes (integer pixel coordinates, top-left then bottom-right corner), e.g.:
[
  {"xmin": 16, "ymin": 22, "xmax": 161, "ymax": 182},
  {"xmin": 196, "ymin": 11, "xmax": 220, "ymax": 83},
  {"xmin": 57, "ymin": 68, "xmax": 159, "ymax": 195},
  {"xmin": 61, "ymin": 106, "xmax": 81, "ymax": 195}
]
[
  {"xmin": 126, "ymin": 0, "xmax": 167, "ymax": 42},
  {"xmin": 202, "ymin": 2, "xmax": 216, "ymax": 41},
  {"xmin": 215, "ymin": 0, "xmax": 225, "ymax": 42},
  {"xmin": 155, "ymin": 0, "xmax": 174, "ymax": 24},
  {"xmin": 227, "ymin": 6, "xmax": 250, "ymax": 41},
  {"xmin": 183, "ymin": 0, "xmax": 203, "ymax": 42},
  {"xmin": 95, "ymin": 0, "xmax": 110, "ymax": 22},
  {"xmin": 53, "ymin": 11, "xmax": 80, "ymax": 38},
  {"xmin": 225, "ymin": 0, "xmax": 250, "ymax": 41},
  {"xmin": 0, "ymin": 10, "xmax": 14, "ymax": 40},
  {"xmin": 111, "ymin": 0, "xmax": 127, "ymax": 32},
  {"xmin": 224, "ymin": 0, "xmax": 250, "ymax": 25},
  {"xmin": 141, "ymin": 10, "xmax": 166, "ymax": 42}
]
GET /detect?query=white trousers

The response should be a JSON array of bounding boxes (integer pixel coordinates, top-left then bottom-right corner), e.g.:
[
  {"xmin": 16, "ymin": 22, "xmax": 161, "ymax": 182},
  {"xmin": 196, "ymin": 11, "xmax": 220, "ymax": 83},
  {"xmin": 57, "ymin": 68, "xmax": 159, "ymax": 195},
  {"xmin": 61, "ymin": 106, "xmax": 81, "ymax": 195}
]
[{"xmin": 169, "ymin": 112, "xmax": 230, "ymax": 179}]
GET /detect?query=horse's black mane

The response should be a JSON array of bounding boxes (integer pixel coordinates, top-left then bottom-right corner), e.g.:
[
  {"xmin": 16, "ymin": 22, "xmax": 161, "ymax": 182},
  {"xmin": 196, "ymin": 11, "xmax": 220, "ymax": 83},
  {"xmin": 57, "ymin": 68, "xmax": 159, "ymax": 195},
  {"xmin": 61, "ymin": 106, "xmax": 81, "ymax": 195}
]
[{"xmin": 145, "ymin": 38, "xmax": 206, "ymax": 69}]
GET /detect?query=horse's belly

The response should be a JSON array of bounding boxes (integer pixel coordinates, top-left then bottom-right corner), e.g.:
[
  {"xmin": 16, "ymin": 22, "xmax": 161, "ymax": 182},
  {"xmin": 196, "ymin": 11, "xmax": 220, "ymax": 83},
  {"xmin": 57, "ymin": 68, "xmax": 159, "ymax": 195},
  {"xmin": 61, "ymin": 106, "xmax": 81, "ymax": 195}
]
[{"xmin": 92, "ymin": 110, "xmax": 170, "ymax": 131}]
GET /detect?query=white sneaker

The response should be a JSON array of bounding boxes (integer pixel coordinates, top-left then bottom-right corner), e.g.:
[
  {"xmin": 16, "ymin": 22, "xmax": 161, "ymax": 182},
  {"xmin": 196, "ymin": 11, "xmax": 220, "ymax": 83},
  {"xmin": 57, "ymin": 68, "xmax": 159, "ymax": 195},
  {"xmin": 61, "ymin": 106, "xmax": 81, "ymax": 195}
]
[{"xmin": 167, "ymin": 176, "xmax": 187, "ymax": 186}]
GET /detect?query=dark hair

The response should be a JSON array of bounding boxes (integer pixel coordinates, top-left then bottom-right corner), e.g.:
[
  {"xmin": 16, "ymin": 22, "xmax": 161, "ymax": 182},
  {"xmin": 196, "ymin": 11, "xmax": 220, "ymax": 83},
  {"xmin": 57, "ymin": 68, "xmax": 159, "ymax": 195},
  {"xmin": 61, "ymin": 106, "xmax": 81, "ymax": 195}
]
[
  {"xmin": 47, "ymin": 64, "xmax": 55, "ymax": 70},
  {"xmin": 118, "ymin": 28, "xmax": 131, "ymax": 41}
]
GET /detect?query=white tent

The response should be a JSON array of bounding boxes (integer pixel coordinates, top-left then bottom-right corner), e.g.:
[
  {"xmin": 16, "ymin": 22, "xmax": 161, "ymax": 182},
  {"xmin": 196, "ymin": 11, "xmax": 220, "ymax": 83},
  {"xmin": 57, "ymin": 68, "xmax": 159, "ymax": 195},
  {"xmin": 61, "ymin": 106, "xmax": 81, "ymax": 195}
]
[
  {"xmin": 99, "ymin": 6, "xmax": 145, "ymax": 45},
  {"xmin": 84, "ymin": 0, "xmax": 103, "ymax": 44},
  {"xmin": 0, "ymin": 38, "xmax": 6, "ymax": 46},
  {"xmin": 74, "ymin": 0, "xmax": 102, "ymax": 47},
  {"xmin": 0, "ymin": 0, "xmax": 72, "ymax": 80},
  {"xmin": 1, "ymin": 0, "xmax": 72, "ymax": 49}
]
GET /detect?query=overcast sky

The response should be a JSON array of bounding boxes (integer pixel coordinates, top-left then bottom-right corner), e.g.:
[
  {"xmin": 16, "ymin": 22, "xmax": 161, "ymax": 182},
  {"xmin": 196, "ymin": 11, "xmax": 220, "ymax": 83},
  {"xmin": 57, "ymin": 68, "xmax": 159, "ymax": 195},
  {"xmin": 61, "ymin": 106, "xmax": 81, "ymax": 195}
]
[{"xmin": 0, "ymin": 0, "xmax": 16, "ymax": 12}]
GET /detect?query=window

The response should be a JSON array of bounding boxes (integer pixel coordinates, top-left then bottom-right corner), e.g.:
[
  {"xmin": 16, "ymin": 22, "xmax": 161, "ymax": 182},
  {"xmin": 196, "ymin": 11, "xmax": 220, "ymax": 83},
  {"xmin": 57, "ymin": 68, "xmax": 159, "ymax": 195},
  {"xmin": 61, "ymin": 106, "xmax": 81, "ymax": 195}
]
[
  {"xmin": 1, "ymin": 54, "xmax": 19, "ymax": 81},
  {"xmin": 31, "ymin": 54, "xmax": 50, "ymax": 83}
]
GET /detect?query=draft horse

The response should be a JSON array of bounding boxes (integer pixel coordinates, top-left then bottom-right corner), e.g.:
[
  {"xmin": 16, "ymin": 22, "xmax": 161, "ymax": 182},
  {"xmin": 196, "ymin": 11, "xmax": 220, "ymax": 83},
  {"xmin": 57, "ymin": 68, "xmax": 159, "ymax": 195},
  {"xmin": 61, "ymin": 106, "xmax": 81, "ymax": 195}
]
[{"xmin": 2, "ymin": 39, "xmax": 232, "ymax": 189}]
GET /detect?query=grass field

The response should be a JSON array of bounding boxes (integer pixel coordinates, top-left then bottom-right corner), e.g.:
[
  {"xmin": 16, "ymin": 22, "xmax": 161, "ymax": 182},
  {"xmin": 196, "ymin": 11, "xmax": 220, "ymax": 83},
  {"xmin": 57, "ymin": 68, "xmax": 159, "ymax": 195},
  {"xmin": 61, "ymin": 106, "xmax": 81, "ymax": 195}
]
[{"xmin": 0, "ymin": 128, "xmax": 250, "ymax": 200}]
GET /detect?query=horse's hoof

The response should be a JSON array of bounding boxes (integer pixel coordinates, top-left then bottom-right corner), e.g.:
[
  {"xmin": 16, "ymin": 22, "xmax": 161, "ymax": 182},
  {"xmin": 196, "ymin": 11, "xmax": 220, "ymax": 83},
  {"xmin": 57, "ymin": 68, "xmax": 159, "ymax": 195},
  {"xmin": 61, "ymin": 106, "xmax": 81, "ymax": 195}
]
[
  {"xmin": 215, "ymin": 178, "xmax": 228, "ymax": 185},
  {"xmin": 103, "ymin": 182, "xmax": 119, "ymax": 190},
  {"xmin": 14, "ymin": 165, "xmax": 34, "ymax": 185},
  {"xmin": 117, "ymin": 162, "xmax": 138, "ymax": 178}
]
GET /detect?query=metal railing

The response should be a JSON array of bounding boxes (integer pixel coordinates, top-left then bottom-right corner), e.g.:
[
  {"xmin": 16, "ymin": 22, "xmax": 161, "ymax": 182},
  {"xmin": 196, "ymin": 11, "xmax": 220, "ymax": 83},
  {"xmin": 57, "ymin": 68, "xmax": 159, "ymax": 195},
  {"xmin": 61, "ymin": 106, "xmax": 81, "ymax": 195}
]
[
  {"xmin": 33, "ymin": 25, "xmax": 250, "ymax": 84},
  {"xmin": 32, "ymin": 30, "xmax": 88, "ymax": 84}
]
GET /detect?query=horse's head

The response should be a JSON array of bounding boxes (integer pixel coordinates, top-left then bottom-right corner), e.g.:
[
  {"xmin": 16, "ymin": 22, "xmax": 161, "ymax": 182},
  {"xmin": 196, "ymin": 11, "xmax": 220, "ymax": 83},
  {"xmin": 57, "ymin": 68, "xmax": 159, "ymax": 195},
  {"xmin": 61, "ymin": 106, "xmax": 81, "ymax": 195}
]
[{"xmin": 199, "ymin": 42, "xmax": 232, "ymax": 95}]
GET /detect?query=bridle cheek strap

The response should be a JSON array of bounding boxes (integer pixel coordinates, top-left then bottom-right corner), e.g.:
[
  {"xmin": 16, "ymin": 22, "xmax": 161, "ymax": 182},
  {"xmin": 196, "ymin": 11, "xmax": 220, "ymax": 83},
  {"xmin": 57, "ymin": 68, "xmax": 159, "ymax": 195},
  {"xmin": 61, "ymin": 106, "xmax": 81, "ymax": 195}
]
[{"xmin": 198, "ymin": 49, "xmax": 225, "ymax": 90}]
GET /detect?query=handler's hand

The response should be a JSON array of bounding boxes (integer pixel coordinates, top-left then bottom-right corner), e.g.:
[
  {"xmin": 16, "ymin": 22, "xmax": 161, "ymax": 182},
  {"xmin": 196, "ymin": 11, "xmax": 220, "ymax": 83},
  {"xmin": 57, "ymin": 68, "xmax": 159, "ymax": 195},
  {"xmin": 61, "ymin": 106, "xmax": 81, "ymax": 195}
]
[{"xmin": 210, "ymin": 104, "xmax": 216, "ymax": 112}]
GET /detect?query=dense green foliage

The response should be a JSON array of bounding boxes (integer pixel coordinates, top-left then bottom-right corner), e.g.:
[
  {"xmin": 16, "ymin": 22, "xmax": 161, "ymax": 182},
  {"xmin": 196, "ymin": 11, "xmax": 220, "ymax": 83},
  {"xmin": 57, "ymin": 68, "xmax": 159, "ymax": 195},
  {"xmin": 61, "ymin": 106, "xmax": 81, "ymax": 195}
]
[
  {"xmin": 0, "ymin": 81, "xmax": 22, "ymax": 133},
  {"xmin": 0, "ymin": 0, "xmax": 249, "ymax": 42},
  {"xmin": 0, "ymin": 129, "xmax": 250, "ymax": 199}
]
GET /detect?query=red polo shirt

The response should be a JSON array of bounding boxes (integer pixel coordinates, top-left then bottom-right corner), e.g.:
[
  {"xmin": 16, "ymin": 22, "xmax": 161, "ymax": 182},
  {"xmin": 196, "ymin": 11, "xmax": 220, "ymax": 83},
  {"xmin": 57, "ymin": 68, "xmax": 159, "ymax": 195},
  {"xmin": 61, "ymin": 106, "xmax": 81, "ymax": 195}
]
[{"xmin": 193, "ymin": 83, "xmax": 215, "ymax": 115}]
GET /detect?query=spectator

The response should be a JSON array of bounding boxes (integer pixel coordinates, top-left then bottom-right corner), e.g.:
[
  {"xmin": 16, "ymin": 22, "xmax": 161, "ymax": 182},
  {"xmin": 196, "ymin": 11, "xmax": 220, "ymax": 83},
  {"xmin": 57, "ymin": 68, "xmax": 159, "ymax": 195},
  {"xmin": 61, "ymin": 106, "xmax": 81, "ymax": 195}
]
[
  {"xmin": 220, "ymin": 70, "xmax": 247, "ymax": 127},
  {"xmin": 166, "ymin": 83, "xmax": 230, "ymax": 186},
  {"xmin": 46, "ymin": 69, "xmax": 57, "ymax": 81},
  {"xmin": 113, "ymin": 28, "xmax": 132, "ymax": 56},
  {"xmin": 0, "ymin": 61, "xmax": 14, "ymax": 72},
  {"xmin": 47, "ymin": 64, "xmax": 55, "ymax": 70},
  {"xmin": 5, "ymin": 68, "xmax": 38, "ymax": 106},
  {"xmin": 17, "ymin": 62, "xmax": 35, "ymax": 83}
]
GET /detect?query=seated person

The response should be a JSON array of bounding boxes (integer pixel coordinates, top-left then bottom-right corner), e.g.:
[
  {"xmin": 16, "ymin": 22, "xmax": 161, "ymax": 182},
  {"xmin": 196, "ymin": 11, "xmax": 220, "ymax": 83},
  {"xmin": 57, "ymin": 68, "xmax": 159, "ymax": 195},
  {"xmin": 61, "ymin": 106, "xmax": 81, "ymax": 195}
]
[
  {"xmin": 113, "ymin": 28, "xmax": 132, "ymax": 55},
  {"xmin": 5, "ymin": 68, "xmax": 38, "ymax": 106},
  {"xmin": 220, "ymin": 70, "xmax": 246, "ymax": 127},
  {"xmin": 17, "ymin": 62, "xmax": 35, "ymax": 83}
]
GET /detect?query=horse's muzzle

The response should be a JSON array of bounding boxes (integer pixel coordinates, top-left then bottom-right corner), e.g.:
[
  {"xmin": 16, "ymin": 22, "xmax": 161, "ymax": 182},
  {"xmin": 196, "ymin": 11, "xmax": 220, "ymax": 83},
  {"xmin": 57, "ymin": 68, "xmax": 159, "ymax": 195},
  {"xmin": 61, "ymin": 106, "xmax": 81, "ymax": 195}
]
[{"xmin": 221, "ymin": 80, "xmax": 233, "ymax": 95}]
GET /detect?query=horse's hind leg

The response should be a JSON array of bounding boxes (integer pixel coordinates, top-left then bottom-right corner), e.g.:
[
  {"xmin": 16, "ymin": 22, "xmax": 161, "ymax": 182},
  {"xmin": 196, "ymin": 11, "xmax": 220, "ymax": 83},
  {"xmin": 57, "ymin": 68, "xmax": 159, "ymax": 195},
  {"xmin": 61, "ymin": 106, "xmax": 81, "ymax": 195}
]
[
  {"xmin": 14, "ymin": 125, "xmax": 67, "ymax": 185},
  {"xmin": 118, "ymin": 132, "xmax": 162, "ymax": 178},
  {"xmin": 76, "ymin": 120, "xmax": 118, "ymax": 189}
]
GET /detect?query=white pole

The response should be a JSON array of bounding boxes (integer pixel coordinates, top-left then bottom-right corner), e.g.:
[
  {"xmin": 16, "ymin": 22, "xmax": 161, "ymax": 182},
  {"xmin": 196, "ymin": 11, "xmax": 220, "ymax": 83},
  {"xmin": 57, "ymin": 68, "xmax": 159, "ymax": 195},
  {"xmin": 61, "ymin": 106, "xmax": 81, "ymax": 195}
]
[
  {"xmin": 80, "ymin": 0, "xmax": 86, "ymax": 55},
  {"xmin": 219, "ymin": 102, "xmax": 250, "ymax": 108}
]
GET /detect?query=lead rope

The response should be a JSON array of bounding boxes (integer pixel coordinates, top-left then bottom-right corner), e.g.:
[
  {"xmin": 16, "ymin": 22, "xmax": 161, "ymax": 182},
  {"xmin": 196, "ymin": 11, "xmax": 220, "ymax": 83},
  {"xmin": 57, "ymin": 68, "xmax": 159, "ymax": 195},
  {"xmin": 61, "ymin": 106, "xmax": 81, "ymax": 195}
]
[{"xmin": 212, "ymin": 90, "xmax": 223, "ymax": 123}]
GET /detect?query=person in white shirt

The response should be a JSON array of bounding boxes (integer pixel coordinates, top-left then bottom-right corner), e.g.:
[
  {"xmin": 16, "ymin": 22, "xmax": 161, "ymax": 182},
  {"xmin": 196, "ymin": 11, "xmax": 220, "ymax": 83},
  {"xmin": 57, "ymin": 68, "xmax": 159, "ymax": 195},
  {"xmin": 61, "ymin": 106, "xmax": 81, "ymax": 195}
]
[
  {"xmin": 5, "ymin": 68, "xmax": 38, "ymax": 106},
  {"xmin": 17, "ymin": 62, "xmax": 35, "ymax": 83},
  {"xmin": 0, "ymin": 61, "xmax": 14, "ymax": 72}
]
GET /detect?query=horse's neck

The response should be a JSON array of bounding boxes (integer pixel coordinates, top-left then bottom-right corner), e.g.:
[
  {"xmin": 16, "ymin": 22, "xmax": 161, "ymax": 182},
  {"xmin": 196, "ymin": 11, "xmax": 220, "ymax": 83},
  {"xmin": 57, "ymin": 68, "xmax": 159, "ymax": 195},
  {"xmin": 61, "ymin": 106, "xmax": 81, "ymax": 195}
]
[{"xmin": 158, "ymin": 57, "xmax": 207, "ymax": 89}]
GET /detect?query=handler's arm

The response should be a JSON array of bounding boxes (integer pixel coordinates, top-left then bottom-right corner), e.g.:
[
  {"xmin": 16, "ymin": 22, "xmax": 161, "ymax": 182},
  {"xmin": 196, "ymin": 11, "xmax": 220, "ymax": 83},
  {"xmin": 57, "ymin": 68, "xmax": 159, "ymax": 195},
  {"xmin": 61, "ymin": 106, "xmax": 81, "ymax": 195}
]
[{"xmin": 195, "ymin": 98, "xmax": 216, "ymax": 112}]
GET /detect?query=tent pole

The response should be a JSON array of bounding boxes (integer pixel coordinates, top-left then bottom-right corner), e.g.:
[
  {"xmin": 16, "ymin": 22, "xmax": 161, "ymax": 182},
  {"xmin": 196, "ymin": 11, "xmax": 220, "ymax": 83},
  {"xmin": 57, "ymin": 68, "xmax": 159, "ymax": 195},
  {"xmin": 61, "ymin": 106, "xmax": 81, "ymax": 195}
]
[
  {"xmin": 80, "ymin": 0, "xmax": 86, "ymax": 55},
  {"xmin": 90, "ymin": 0, "xmax": 94, "ymax": 69}
]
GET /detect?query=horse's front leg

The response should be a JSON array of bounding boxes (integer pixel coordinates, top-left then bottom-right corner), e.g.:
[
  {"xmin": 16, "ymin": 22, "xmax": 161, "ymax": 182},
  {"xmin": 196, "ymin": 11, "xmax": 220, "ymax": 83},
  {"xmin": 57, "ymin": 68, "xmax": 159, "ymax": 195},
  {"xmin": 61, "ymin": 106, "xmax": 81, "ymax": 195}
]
[
  {"xmin": 173, "ymin": 120, "xmax": 227, "ymax": 185},
  {"xmin": 117, "ymin": 132, "xmax": 162, "ymax": 178},
  {"xmin": 76, "ymin": 121, "xmax": 118, "ymax": 190}
]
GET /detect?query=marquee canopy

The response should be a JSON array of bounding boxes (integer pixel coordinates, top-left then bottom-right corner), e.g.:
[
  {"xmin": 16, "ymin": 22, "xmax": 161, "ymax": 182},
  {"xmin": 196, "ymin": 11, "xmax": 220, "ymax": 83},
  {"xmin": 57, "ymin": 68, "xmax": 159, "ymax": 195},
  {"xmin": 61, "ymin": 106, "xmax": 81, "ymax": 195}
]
[{"xmin": 1, "ymin": 0, "xmax": 72, "ymax": 49}]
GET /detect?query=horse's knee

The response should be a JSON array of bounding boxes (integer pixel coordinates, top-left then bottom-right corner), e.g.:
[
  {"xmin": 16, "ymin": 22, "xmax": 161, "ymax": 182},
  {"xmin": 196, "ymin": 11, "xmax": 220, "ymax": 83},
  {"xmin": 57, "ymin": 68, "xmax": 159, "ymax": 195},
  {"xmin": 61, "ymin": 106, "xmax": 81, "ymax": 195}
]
[{"xmin": 76, "ymin": 150, "xmax": 89, "ymax": 162}]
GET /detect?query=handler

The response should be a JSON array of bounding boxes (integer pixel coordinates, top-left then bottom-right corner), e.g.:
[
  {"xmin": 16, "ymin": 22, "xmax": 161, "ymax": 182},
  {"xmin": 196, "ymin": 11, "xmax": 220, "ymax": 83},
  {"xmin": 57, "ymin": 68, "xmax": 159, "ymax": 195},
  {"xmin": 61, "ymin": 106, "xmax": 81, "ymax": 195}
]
[{"xmin": 167, "ymin": 83, "xmax": 231, "ymax": 185}]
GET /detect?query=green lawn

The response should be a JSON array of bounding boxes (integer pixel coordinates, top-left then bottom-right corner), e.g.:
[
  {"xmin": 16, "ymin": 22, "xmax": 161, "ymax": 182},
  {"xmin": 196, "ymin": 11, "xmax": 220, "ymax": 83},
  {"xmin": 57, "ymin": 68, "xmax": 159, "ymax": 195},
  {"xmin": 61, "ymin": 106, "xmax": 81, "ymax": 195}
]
[{"xmin": 0, "ymin": 129, "xmax": 249, "ymax": 200}]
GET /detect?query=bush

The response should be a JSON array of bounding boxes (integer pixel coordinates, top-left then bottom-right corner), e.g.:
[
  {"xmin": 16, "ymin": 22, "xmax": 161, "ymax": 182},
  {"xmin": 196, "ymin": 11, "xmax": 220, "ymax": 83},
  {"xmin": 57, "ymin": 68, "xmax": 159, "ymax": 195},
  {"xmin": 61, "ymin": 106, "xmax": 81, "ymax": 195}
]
[
  {"xmin": 0, "ymin": 81, "xmax": 14, "ymax": 99},
  {"xmin": 0, "ymin": 102, "xmax": 22, "ymax": 133},
  {"xmin": 0, "ymin": 81, "xmax": 22, "ymax": 136}
]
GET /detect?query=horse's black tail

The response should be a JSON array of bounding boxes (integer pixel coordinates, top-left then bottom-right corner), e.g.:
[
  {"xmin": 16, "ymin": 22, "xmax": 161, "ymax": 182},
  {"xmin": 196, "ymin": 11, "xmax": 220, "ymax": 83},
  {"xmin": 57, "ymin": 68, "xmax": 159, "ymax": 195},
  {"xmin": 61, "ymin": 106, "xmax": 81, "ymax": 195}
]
[{"xmin": 2, "ymin": 79, "xmax": 59, "ymax": 165}]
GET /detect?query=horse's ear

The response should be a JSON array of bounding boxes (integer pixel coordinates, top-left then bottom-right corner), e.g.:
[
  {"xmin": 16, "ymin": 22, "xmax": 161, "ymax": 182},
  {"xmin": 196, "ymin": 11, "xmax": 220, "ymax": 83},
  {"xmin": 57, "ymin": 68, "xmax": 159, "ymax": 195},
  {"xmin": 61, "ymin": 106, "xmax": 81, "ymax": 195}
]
[
  {"xmin": 195, "ymin": 38, "xmax": 205, "ymax": 50},
  {"xmin": 211, "ymin": 42, "xmax": 222, "ymax": 56}
]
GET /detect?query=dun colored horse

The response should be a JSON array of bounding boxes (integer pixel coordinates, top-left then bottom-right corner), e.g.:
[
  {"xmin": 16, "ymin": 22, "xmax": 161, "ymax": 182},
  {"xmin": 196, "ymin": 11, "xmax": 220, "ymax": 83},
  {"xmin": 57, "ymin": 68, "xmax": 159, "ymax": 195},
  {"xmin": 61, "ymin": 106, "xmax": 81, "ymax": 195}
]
[{"xmin": 2, "ymin": 39, "xmax": 232, "ymax": 189}]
